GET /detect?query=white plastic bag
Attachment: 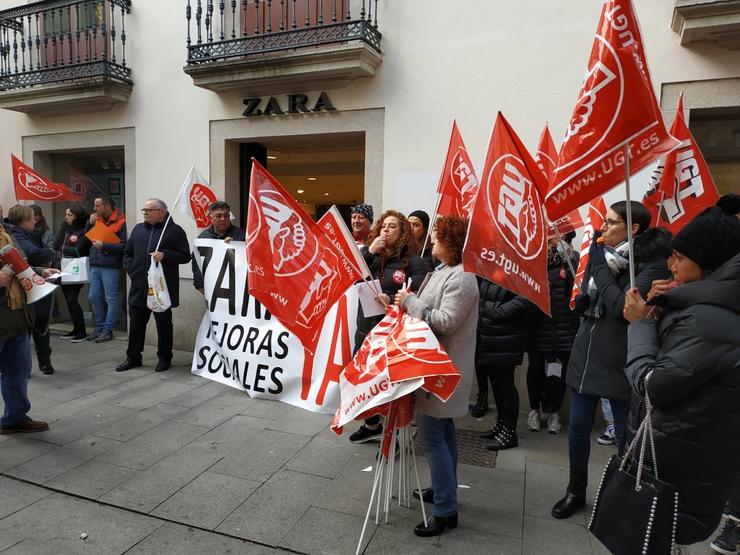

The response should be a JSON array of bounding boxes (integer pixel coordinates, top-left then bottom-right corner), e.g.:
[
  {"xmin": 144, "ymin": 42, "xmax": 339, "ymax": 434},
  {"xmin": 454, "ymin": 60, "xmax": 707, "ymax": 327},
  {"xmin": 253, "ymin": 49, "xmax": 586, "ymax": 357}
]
[
  {"xmin": 60, "ymin": 256, "xmax": 90, "ymax": 284},
  {"xmin": 147, "ymin": 257, "xmax": 171, "ymax": 313}
]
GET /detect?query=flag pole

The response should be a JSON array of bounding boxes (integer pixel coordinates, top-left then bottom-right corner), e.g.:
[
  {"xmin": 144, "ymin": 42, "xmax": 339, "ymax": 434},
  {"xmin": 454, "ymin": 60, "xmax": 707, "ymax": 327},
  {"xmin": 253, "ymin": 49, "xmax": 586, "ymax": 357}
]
[
  {"xmin": 420, "ymin": 192, "xmax": 442, "ymax": 257},
  {"xmin": 655, "ymin": 190, "xmax": 666, "ymax": 227},
  {"xmin": 552, "ymin": 224, "xmax": 579, "ymax": 285},
  {"xmin": 624, "ymin": 144, "xmax": 636, "ymax": 290},
  {"xmin": 154, "ymin": 169, "xmax": 192, "ymax": 253}
]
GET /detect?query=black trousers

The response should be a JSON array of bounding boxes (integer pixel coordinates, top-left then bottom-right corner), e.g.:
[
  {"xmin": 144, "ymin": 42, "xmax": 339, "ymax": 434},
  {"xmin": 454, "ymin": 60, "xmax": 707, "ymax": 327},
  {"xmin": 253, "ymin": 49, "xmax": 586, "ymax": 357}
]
[
  {"xmin": 727, "ymin": 476, "xmax": 740, "ymax": 520},
  {"xmin": 126, "ymin": 306, "xmax": 173, "ymax": 363},
  {"xmin": 526, "ymin": 350, "xmax": 569, "ymax": 414},
  {"xmin": 30, "ymin": 295, "xmax": 53, "ymax": 365},
  {"xmin": 61, "ymin": 284, "xmax": 86, "ymax": 335},
  {"xmin": 476, "ymin": 364, "xmax": 519, "ymax": 429}
]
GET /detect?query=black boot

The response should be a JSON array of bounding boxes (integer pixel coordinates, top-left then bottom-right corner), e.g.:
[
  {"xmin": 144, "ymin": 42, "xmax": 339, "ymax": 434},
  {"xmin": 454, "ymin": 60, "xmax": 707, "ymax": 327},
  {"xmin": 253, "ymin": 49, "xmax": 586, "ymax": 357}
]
[
  {"xmin": 413, "ymin": 513, "xmax": 458, "ymax": 537},
  {"xmin": 551, "ymin": 469, "xmax": 587, "ymax": 519},
  {"xmin": 486, "ymin": 425, "xmax": 518, "ymax": 451},
  {"xmin": 471, "ymin": 391, "xmax": 488, "ymax": 418},
  {"xmin": 481, "ymin": 419, "xmax": 504, "ymax": 440}
]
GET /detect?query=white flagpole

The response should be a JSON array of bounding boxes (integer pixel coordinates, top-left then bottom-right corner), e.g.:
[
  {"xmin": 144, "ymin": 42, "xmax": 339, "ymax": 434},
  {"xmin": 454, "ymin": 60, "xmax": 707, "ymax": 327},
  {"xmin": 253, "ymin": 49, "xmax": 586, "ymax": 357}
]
[
  {"xmin": 154, "ymin": 167, "xmax": 193, "ymax": 253},
  {"xmin": 552, "ymin": 224, "xmax": 579, "ymax": 284},
  {"xmin": 624, "ymin": 144, "xmax": 636, "ymax": 290}
]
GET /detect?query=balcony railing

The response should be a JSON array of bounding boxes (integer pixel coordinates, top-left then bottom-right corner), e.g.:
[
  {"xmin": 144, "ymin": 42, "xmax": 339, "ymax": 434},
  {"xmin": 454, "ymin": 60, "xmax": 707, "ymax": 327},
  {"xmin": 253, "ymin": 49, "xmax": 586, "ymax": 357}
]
[
  {"xmin": 185, "ymin": 0, "xmax": 382, "ymax": 65},
  {"xmin": 0, "ymin": 0, "xmax": 132, "ymax": 91}
]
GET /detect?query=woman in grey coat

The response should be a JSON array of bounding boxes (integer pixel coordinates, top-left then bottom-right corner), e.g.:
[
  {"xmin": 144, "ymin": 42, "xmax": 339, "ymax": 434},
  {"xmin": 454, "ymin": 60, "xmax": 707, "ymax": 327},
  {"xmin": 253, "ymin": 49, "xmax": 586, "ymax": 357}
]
[{"xmin": 394, "ymin": 215, "xmax": 479, "ymax": 538}]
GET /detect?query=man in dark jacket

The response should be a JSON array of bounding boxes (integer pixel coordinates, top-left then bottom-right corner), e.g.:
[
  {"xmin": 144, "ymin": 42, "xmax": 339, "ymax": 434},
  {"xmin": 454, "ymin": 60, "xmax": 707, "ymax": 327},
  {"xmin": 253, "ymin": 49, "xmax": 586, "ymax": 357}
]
[
  {"xmin": 192, "ymin": 201, "xmax": 245, "ymax": 293},
  {"xmin": 116, "ymin": 199, "xmax": 191, "ymax": 373},
  {"xmin": 86, "ymin": 196, "xmax": 127, "ymax": 343}
]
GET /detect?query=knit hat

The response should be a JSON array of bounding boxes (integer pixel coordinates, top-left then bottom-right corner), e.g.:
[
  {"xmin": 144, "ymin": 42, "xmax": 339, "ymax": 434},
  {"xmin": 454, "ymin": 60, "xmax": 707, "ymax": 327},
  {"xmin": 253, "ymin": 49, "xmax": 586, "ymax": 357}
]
[
  {"xmin": 671, "ymin": 194, "xmax": 740, "ymax": 272},
  {"xmin": 408, "ymin": 210, "xmax": 430, "ymax": 233},
  {"xmin": 351, "ymin": 203, "xmax": 373, "ymax": 224}
]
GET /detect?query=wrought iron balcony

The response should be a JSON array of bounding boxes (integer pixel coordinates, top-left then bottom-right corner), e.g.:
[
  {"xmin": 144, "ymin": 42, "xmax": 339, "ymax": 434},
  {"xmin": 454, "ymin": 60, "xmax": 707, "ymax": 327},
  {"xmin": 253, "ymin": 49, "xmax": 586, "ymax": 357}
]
[
  {"xmin": 184, "ymin": 1, "xmax": 383, "ymax": 96},
  {"xmin": 0, "ymin": 0, "xmax": 132, "ymax": 115}
]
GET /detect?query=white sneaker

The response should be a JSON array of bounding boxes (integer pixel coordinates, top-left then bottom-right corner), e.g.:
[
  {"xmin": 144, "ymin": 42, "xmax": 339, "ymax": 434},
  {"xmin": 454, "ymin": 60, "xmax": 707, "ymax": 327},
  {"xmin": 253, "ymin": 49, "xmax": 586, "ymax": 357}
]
[
  {"xmin": 527, "ymin": 410, "xmax": 541, "ymax": 432},
  {"xmin": 546, "ymin": 413, "xmax": 562, "ymax": 434}
]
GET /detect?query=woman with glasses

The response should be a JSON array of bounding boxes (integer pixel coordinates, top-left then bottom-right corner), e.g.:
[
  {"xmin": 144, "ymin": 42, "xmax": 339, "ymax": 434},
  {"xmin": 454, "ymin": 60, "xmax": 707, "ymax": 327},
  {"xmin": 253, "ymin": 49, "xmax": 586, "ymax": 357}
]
[{"xmin": 551, "ymin": 200, "xmax": 672, "ymax": 520}]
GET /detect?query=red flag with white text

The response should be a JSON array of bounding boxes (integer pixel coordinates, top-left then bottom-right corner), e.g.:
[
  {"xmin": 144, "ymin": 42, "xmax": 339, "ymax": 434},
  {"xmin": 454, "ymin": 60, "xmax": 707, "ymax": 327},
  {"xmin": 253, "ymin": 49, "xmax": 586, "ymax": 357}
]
[
  {"xmin": 570, "ymin": 196, "xmax": 607, "ymax": 309},
  {"xmin": 436, "ymin": 121, "xmax": 480, "ymax": 218},
  {"xmin": 173, "ymin": 167, "xmax": 218, "ymax": 229},
  {"xmin": 11, "ymin": 155, "xmax": 80, "ymax": 202},
  {"xmin": 536, "ymin": 126, "xmax": 585, "ymax": 234},
  {"xmin": 544, "ymin": 0, "xmax": 680, "ymax": 221},
  {"xmin": 463, "ymin": 113, "xmax": 551, "ymax": 316},
  {"xmin": 643, "ymin": 95, "xmax": 719, "ymax": 234},
  {"xmin": 246, "ymin": 160, "xmax": 362, "ymax": 353},
  {"xmin": 317, "ymin": 206, "xmax": 372, "ymax": 280}
]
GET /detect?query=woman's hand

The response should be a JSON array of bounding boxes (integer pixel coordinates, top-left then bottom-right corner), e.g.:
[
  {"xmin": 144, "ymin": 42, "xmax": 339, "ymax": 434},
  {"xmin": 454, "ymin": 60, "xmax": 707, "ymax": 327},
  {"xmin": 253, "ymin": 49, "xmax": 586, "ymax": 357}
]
[
  {"xmin": 368, "ymin": 236, "xmax": 386, "ymax": 255},
  {"xmin": 646, "ymin": 279, "xmax": 678, "ymax": 302},
  {"xmin": 394, "ymin": 290, "xmax": 412, "ymax": 307},
  {"xmin": 623, "ymin": 288, "xmax": 654, "ymax": 322}
]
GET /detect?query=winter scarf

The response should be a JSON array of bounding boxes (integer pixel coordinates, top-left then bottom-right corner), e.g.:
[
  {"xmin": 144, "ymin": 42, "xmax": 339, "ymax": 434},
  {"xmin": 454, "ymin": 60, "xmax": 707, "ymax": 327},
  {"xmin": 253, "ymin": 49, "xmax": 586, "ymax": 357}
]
[
  {"xmin": 585, "ymin": 241, "xmax": 630, "ymax": 318},
  {"xmin": 0, "ymin": 223, "xmax": 23, "ymax": 310}
]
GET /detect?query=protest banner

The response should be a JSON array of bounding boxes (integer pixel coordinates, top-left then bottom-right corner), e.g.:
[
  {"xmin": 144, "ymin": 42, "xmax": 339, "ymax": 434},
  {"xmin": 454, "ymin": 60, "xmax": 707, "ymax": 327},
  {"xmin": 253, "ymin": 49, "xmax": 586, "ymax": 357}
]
[
  {"xmin": 463, "ymin": 112, "xmax": 551, "ymax": 316},
  {"xmin": 643, "ymin": 95, "xmax": 720, "ymax": 234},
  {"xmin": 191, "ymin": 239, "xmax": 358, "ymax": 414},
  {"xmin": 11, "ymin": 154, "xmax": 80, "ymax": 202},
  {"xmin": 544, "ymin": 0, "xmax": 680, "ymax": 222}
]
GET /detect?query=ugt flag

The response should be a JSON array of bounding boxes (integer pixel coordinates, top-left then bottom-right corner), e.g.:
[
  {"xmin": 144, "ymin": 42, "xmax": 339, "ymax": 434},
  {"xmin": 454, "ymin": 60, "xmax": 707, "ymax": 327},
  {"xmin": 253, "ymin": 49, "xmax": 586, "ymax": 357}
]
[
  {"xmin": 436, "ymin": 121, "xmax": 479, "ymax": 219},
  {"xmin": 246, "ymin": 160, "xmax": 362, "ymax": 354},
  {"xmin": 463, "ymin": 112, "xmax": 551, "ymax": 316},
  {"xmin": 570, "ymin": 196, "xmax": 607, "ymax": 309},
  {"xmin": 535, "ymin": 126, "xmax": 584, "ymax": 234},
  {"xmin": 317, "ymin": 206, "xmax": 372, "ymax": 280},
  {"xmin": 544, "ymin": 0, "xmax": 680, "ymax": 221},
  {"xmin": 643, "ymin": 95, "xmax": 719, "ymax": 234},
  {"xmin": 12, "ymin": 155, "xmax": 80, "ymax": 202},
  {"xmin": 173, "ymin": 166, "xmax": 218, "ymax": 229}
]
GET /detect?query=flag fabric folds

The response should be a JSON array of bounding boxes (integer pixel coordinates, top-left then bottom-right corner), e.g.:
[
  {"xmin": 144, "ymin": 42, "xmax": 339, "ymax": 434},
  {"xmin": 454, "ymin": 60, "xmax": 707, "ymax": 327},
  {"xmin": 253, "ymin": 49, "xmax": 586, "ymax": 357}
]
[
  {"xmin": 246, "ymin": 160, "xmax": 362, "ymax": 353},
  {"xmin": 436, "ymin": 121, "xmax": 480, "ymax": 219},
  {"xmin": 643, "ymin": 95, "xmax": 720, "ymax": 234},
  {"xmin": 317, "ymin": 206, "xmax": 372, "ymax": 280},
  {"xmin": 463, "ymin": 112, "xmax": 551, "ymax": 316},
  {"xmin": 570, "ymin": 197, "xmax": 607, "ymax": 309},
  {"xmin": 11, "ymin": 154, "xmax": 80, "ymax": 202},
  {"xmin": 544, "ymin": 0, "xmax": 680, "ymax": 221},
  {"xmin": 173, "ymin": 166, "xmax": 219, "ymax": 229}
]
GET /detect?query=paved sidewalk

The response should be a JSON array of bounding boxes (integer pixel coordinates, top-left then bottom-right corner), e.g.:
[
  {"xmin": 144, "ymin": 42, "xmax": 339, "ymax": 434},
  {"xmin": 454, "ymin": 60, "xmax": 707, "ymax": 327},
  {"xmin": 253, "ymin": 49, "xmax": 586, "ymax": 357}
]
[{"xmin": 0, "ymin": 330, "xmax": 716, "ymax": 554}]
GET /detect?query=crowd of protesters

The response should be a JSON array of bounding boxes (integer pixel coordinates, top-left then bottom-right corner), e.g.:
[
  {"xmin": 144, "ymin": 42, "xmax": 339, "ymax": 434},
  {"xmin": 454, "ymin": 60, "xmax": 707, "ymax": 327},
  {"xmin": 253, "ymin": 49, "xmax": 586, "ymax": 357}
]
[{"xmin": 1, "ymin": 192, "xmax": 738, "ymax": 552}]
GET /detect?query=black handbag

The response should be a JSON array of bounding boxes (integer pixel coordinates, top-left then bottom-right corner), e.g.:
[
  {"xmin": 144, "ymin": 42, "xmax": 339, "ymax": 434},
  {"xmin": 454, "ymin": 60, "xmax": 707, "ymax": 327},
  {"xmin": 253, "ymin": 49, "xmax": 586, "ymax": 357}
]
[{"xmin": 589, "ymin": 374, "xmax": 680, "ymax": 555}]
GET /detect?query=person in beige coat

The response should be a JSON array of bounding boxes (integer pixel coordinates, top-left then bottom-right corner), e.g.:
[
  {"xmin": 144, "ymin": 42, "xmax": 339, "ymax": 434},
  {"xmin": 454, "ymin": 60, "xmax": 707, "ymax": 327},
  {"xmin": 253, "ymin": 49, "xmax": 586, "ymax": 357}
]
[{"xmin": 395, "ymin": 215, "xmax": 479, "ymax": 538}]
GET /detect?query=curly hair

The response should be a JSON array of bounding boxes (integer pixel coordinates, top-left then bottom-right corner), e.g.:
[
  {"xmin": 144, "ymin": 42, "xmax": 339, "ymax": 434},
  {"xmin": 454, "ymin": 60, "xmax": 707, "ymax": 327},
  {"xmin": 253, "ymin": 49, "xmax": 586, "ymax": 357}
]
[
  {"xmin": 366, "ymin": 210, "xmax": 419, "ymax": 263},
  {"xmin": 434, "ymin": 215, "xmax": 468, "ymax": 266}
]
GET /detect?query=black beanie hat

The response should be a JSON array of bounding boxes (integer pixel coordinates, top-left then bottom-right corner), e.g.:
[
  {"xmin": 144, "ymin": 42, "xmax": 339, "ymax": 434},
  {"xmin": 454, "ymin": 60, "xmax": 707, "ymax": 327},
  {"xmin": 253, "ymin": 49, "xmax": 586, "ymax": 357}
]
[
  {"xmin": 408, "ymin": 210, "xmax": 430, "ymax": 232},
  {"xmin": 671, "ymin": 194, "xmax": 740, "ymax": 272},
  {"xmin": 350, "ymin": 203, "xmax": 373, "ymax": 224}
]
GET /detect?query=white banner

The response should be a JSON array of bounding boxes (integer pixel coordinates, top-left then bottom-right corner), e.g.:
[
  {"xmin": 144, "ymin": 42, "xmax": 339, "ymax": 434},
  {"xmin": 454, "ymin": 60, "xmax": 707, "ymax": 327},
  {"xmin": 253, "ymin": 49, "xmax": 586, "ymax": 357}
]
[{"xmin": 192, "ymin": 239, "xmax": 358, "ymax": 414}]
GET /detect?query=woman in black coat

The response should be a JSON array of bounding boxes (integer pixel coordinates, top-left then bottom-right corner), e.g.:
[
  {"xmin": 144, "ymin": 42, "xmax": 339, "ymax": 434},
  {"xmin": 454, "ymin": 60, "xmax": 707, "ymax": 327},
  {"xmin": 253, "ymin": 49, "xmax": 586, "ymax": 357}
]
[
  {"xmin": 623, "ymin": 195, "xmax": 740, "ymax": 547},
  {"xmin": 551, "ymin": 200, "xmax": 672, "ymax": 520},
  {"xmin": 475, "ymin": 279, "xmax": 530, "ymax": 451},
  {"xmin": 348, "ymin": 210, "xmax": 431, "ymax": 443},
  {"xmin": 54, "ymin": 204, "xmax": 90, "ymax": 341}
]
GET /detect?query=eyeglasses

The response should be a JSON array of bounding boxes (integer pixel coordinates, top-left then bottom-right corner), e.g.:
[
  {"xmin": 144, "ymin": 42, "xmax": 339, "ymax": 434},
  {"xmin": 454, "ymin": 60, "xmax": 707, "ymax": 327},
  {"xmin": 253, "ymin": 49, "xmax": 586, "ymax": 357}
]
[
  {"xmin": 604, "ymin": 218, "xmax": 625, "ymax": 228},
  {"xmin": 141, "ymin": 208, "xmax": 162, "ymax": 213}
]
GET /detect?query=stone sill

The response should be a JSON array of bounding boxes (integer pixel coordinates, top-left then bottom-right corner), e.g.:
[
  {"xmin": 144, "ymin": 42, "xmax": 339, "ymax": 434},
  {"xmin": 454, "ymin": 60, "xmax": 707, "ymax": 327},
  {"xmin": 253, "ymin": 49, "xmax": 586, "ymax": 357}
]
[
  {"xmin": 183, "ymin": 41, "xmax": 382, "ymax": 96},
  {"xmin": 0, "ymin": 77, "xmax": 132, "ymax": 117},
  {"xmin": 672, "ymin": 0, "xmax": 740, "ymax": 49}
]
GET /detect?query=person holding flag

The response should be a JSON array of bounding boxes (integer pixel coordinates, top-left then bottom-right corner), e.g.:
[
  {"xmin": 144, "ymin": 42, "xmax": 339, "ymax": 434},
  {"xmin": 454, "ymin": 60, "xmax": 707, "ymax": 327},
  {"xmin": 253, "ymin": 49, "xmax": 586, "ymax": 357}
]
[
  {"xmin": 394, "ymin": 215, "xmax": 479, "ymax": 538},
  {"xmin": 552, "ymin": 200, "xmax": 672, "ymax": 520},
  {"xmin": 191, "ymin": 201, "xmax": 245, "ymax": 293}
]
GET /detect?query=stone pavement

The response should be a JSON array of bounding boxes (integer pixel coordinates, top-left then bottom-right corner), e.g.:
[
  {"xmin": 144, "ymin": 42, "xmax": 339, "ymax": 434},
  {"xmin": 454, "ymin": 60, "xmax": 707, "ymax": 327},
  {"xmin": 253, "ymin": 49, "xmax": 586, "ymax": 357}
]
[{"xmin": 0, "ymin": 329, "xmax": 717, "ymax": 555}]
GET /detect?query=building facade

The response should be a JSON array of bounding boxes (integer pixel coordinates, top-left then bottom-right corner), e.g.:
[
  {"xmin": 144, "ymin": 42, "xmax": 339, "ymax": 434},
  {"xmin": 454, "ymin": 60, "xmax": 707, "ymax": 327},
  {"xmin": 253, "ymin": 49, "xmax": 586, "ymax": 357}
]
[{"xmin": 1, "ymin": 0, "xmax": 739, "ymax": 349}]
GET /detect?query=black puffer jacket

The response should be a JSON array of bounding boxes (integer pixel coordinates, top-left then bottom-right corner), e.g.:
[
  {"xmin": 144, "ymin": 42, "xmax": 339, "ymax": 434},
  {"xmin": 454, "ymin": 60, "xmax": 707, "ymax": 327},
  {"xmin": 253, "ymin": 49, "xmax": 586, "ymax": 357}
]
[
  {"xmin": 624, "ymin": 253, "xmax": 740, "ymax": 545},
  {"xmin": 123, "ymin": 216, "xmax": 191, "ymax": 309},
  {"xmin": 54, "ymin": 219, "xmax": 90, "ymax": 259},
  {"xmin": 475, "ymin": 279, "xmax": 530, "ymax": 368},
  {"xmin": 528, "ymin": 246, "xmax": 580, "ymax": 353},
  {"xmin": 354, "ymin": 245, "xmax": 430, "ymax": 345},
  {"xmin": 566, "ymin": 227, "xmax": 672, "ymax": 401}
]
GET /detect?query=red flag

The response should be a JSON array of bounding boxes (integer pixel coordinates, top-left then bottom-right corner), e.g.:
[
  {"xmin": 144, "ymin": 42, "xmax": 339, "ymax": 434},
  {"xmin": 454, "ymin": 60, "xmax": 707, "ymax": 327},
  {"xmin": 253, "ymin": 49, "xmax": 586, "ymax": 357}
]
[
  {"xmin": 536, "ymin": 126, "xmax": 585, "ymax": 234},
  {"xmin": 317, "ymin": 206, "xmax": 372, "ymax": 280},
  {"xmin": 643, "ymin": 95, "xmax": 720, "ymax": 234},
  {"xmin": 436, "ymin": 121, "xmax": 479, "ymax": 218},
  {"xmin": 463, "ymin": 112, "xmax": 551, "ymax": 316},
  {"xmin": 11, "ymin": 155, "xmax": 80, "ymax": 202},
  {"xmin": 173, "ymin": 167, "xmax": 218, "ymax": 229},
  {"xmin": 246, "ymin": 160, "xmax": 361, "ymax": 353},
  {"xmin": 544, "ymin": 0, "xmax": 680, "ymax": 221},
  {"xmin": 570, "ymin": 197, "xmax": 607, "ymax": 309}
]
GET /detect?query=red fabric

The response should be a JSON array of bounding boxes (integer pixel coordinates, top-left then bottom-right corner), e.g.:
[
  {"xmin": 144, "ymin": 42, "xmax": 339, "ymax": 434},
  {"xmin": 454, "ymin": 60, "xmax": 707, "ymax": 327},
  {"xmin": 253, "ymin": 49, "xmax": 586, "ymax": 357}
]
[
  {"xmin": 463, "ymin": 112, "xmax": 551, "ymax": 316},
  {"xmin": 569, "ymin": 197, "xmax": 607, "ymax": 309},
  {"xmin": 12, "ymin": 155, "xmax": 80, "ymax": 202},
  {"xmin": 436, "ymin": 121, "xmax": 479, "ymax": 219},
  {"xmin": 189, "ymin": 183, "xmax": 218, "ymax": 229},
  {"xmin": 246, "ymin": 160, "xmax": 361, "ymax": 354},
  {"xmin": 544, "ymin": 0, "xmax": 680, "ymax": 221},
  {"xmin": 643, "ymin": 95, "xmax": 719, "ymax": 234}
]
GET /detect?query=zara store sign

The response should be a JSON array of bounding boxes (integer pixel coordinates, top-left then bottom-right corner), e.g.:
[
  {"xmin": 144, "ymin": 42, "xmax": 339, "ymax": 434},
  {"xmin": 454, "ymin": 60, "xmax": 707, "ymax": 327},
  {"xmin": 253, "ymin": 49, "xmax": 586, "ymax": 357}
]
[{"xmin": 242, "ymin": 91, "xmax": 336, "ymax": 117}]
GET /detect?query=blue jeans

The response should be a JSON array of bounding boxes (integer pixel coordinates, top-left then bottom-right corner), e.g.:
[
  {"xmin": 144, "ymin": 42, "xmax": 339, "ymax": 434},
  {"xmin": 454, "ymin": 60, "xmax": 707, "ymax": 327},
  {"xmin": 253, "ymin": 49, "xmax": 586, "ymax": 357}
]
[
  {"xmin": 419, "ymin": 414, "xmax": 458, "ymax": 517},
  {"xmin": 0, "ymin": 334, "xmax": 32, "ymax": 427},
  {"xmin": 88, "ymin": 266, "xmax": 120, "ymax": 333},
  {"xmin": 568, "ymin": 388, "xmax": 629, "ymax": 472},
  {"xmin": 601, "ymin": 398, "xmax": 613, "ymax": 423}
]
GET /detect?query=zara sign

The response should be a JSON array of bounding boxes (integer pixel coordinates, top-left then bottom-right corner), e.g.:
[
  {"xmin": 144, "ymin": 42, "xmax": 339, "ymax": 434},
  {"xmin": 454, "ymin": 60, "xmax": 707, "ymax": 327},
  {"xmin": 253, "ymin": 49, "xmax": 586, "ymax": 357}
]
[{"xmin": 242, "ymin": 91, "xmax": 336, "ymax": 117}]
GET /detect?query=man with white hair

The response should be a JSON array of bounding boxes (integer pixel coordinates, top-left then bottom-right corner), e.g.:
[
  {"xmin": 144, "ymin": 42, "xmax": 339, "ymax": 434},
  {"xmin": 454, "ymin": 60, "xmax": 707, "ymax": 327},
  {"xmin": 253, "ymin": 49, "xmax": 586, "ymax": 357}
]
[{"xmin": 117, "ymin": 198, "xmax": 191, "ymax": 372}]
